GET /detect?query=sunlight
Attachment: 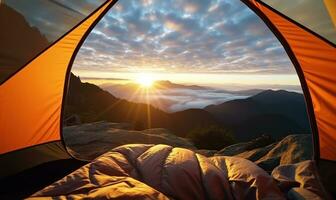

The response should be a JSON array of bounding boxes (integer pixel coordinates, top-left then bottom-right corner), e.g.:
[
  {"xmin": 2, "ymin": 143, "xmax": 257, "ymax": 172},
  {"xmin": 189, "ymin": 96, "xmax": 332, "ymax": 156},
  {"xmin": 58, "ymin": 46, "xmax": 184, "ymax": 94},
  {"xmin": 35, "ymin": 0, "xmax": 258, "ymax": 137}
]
[{"xmin": 135, "ymin": 73, "xmax": 155, "ymax": 88}]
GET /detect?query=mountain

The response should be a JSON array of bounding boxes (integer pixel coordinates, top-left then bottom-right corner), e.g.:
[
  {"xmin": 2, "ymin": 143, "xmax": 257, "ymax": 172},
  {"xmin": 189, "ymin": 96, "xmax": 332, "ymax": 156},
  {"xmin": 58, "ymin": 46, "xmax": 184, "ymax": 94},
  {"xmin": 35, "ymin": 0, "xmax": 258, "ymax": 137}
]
[
  {"xmin": 108, "ymin": 80, "xmax": 207, "ymax": 92},
  {"xmin": 205, "ymin": 90, "xmax": 310, "ymax": 141},
  {"xmin": 65, "ymin": 74, "xmax": 219, "ymax": 137},
  {"xmin": 0, "ymin": 4, "xmax": 49, "ymax": 82},
  {"xmin": 154, "ymin": 80, "xmax": 206, "ymax": 90},
  {"xmin": 105, "ymin": 80, "xmax": 262, "ymax": 96},
  {"xmin": 235, "ymin": 114, "xmax": 304, "ymax": 141}
]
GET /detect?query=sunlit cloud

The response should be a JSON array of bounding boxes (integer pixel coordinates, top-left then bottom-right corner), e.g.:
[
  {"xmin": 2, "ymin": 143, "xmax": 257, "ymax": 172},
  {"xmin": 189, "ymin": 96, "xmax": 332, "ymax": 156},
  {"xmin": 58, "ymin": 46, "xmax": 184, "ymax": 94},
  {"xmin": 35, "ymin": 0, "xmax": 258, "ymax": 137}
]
[
  {"xmin": 73, "ymin": 0, "xmax": 295, "ymax": 77},
  {"xmin": 68, "ymin": 0, "xmax": 305, "ymax": 89}
]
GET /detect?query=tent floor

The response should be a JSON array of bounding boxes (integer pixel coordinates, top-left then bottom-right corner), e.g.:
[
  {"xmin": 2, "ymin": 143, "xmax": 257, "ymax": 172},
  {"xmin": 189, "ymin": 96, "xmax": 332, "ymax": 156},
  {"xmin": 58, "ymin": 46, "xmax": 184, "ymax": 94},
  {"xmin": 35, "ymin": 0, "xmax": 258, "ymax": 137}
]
[{"xmin": 0, "ymin": 159, "xmax": 87, "ymax": 199}]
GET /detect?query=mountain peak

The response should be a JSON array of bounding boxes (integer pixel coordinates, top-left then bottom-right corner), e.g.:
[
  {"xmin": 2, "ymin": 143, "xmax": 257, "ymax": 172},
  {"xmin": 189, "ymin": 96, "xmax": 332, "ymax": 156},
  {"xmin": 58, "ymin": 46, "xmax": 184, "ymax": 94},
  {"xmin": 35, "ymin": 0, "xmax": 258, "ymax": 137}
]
[
  {"xmin": 154, "ymin": 80, "xmax": 206, "ymax": 90},
  {"xmin": 155, "ymin": 80, "xmax": 173, "ymax": 84},
  {"xmin": 251, "ymin": 89, "xmax": 303, "ymax": 104},
  {"xmin": 260, "ymin": 89, "xmax": 292, "ymax": 95}
]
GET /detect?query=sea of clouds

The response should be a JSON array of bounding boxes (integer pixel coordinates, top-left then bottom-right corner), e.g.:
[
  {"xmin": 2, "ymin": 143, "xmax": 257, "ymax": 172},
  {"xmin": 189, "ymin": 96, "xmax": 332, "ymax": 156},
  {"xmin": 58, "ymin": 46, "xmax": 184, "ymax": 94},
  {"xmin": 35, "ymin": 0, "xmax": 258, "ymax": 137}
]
[{"xmin": 102, "ymin": 85, "xmax": 251, "ymax": 112}]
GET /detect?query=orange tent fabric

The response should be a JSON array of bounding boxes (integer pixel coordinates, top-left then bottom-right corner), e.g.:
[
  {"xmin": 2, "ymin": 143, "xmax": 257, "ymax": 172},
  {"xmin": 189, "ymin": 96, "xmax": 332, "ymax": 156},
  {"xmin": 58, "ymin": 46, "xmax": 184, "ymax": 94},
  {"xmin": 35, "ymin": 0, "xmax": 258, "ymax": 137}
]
[
  {"xmin": 0, "ymin": 1, "xmax": 114, "ymax": 154},
  {"xmin": 245, "ymin": 0, "xmax": 336, "ymax": 161},
  {"xmin": 323, "ymin": 0, "xmax": 336, "ymax": 28}
]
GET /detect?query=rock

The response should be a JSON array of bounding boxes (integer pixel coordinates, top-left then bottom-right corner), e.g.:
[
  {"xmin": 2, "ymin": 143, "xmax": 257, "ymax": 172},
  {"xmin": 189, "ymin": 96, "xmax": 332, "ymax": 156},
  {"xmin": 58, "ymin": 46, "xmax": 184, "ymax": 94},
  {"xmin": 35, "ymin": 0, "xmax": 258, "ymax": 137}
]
[
  {"xmin": 255, "ymin": 134, "xmax": 313, "ymax": 170},
  {"xmin": 195, "ymin": 149, "xmax": 218, "ymax": 157},
  {"xmin": 142, "ymin": 128, "xmax": 196, "ymax": 148},
  {"xmin": 63, "ymin": 121, "xmax": 195, "ymax": 160},
  {"xmin": 215, "ymin": 142, "xmax": 251, "ymax": 156},
  {"xmin": 215, "ymin": 134, "xmax": 273, "ymax": 156},
  {"xmin": 235, "ymin": 143, "xmax": 276, "ymax": 162},
  {"xmin": 216, "ymin": 134, "xmax": 312, "ymax": 172},
  {"xmin": 64, "ymin": 114, "xmax": 81, "ymax": 126},
  {"xmin": 65, "ymin": 121, "xmax": 132, "ymax": 131},
  {"xmin": 142, "ymin": 128, "xmax": 172, "ymax": 135}
]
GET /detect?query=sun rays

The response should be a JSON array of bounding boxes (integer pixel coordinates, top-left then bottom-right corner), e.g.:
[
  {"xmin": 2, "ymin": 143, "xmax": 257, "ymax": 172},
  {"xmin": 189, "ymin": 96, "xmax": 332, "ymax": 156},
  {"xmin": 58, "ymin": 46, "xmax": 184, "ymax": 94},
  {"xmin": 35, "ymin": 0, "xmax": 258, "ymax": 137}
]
[
  {"xmin": 94, "ymin": 72, "xmax": 175, "ymax": 129},
  {"xmin": 119, "ymin": 73, "xmax": 172, "ymax": 128}
]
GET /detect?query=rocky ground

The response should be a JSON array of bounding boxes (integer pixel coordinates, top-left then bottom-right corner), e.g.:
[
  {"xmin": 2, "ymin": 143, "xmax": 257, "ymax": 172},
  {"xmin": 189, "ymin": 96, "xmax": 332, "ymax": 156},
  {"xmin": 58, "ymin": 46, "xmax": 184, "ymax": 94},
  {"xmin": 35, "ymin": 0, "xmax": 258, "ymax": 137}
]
[
  {"xmin": 215, "ymin": 134, "xmax": 312, "ymax": 172},
  {"xmin": 64, "ymin": 121, "xmax": 312, "ymax": 171},
  {"xmin": 63, "ymin": 121, "xmax": 195, "ymax": 160}
]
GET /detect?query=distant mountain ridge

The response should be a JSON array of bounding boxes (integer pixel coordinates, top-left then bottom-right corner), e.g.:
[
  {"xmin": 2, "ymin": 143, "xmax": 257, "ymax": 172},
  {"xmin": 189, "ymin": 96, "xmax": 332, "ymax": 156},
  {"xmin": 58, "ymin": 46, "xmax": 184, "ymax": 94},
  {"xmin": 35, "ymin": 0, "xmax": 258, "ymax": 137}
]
[
  {"xmin": 154, "ymin": 80, "xmax": 206, "ymax": 90},
  {"xmin": 106, "ymin": 79, "xmax": 207, "ymax": 94},
  {"xmin": 106, "ymin": 80, "xmax": 263, "ymax": 94},
  {"xmin": 205, "ymin": 89, "xmax": 311, "ymax": 141}
]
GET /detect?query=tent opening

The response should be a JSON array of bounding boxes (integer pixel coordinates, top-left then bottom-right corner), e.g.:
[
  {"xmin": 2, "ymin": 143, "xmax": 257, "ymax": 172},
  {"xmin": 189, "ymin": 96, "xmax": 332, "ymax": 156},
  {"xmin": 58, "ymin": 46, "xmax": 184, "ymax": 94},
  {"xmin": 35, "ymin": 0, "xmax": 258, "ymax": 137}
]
[{"xmin": 64, "ymin": 0, "xmax": 313, "ymax": 164}]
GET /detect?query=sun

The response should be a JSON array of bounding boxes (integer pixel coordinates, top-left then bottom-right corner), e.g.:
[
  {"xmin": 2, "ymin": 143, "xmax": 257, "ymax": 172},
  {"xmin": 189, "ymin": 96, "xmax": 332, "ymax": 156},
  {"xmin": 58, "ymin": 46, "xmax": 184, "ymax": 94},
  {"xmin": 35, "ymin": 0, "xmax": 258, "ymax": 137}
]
[{"xmin": 135, "ymin": 73, "xmax": 155, "ymax": 88}]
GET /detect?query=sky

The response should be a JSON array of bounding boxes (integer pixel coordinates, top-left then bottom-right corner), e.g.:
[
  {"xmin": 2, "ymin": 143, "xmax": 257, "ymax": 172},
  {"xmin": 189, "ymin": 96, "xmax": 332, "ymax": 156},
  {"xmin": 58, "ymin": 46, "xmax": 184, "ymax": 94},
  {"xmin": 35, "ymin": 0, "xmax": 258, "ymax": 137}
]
[
  {"xmin": 7, "ymin": 0, "xmax": 334, "ymax": 90},
  {"xmin": 72, "ymin": 0, "xmax": 301, "ymax": 89}
]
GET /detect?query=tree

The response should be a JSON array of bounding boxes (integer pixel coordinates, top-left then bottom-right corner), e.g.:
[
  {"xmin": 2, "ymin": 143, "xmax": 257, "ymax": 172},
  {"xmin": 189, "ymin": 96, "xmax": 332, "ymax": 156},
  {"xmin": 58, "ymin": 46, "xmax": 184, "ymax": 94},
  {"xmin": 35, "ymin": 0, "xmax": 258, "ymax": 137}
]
[{"xmin": 187, "ymin": 126, "xmax": 235, "ymax": 150}]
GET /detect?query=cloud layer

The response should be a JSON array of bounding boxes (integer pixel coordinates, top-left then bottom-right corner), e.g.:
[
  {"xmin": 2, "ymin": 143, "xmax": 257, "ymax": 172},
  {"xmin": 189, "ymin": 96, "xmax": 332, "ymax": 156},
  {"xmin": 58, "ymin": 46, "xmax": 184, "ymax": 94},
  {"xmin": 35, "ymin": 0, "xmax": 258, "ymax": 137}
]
[
  {"xmin": 74, "ymin": 0, "xmax": 295, "ymax": 75},
  {"xmin": 104, "ymin": 85, "xmax": 251, "ymax": 112}
]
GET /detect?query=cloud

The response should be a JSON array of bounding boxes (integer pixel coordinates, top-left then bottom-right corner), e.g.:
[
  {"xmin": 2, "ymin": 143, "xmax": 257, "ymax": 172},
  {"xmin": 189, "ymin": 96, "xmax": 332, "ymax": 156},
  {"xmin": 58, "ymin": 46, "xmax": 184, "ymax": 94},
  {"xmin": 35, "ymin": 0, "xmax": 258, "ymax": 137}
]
[
  {"xmin": 104, "ymin": 85, "xmax": 250, "ymax": 112},
  {"xmin": 72, "ymin": 0, "xmax": 295, "ymax": 75}
]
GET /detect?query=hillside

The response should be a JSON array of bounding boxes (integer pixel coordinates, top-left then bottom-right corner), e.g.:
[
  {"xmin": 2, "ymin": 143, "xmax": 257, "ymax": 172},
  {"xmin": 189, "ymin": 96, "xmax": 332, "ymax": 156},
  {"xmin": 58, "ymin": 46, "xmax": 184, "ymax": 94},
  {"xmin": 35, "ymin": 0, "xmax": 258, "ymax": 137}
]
[
  {"xmin": 205, "ymin": 90, "xmax": 311, "ymax": 141},
  {"xmin": 65, "ymin": 74, "xmax": 219, "ymax": 137}
]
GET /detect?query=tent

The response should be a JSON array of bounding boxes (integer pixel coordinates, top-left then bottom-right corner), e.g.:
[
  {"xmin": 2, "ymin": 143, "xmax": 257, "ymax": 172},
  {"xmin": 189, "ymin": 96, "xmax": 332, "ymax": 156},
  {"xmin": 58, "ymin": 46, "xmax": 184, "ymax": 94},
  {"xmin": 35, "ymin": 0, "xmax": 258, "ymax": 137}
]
[{"xmin": 0, "ymin": 0, "xmax": 335, "ymax": 197}]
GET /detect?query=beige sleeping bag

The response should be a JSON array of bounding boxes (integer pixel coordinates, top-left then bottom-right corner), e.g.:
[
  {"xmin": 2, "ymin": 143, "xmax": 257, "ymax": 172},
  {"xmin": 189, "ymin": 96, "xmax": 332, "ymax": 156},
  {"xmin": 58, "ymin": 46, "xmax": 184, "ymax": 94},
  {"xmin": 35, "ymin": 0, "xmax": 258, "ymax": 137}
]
[{"xmin": 29, "ymin": 144, "xmax": 326, "ymax": 200}]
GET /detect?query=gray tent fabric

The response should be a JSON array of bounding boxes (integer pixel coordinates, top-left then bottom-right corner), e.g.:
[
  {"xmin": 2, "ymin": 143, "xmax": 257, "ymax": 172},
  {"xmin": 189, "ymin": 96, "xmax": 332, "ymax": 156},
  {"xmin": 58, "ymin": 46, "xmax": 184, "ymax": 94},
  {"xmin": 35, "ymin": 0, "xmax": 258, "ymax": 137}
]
[{"xmin": 0, "ymin": 141, "xmax": 71, "ymax": 178}]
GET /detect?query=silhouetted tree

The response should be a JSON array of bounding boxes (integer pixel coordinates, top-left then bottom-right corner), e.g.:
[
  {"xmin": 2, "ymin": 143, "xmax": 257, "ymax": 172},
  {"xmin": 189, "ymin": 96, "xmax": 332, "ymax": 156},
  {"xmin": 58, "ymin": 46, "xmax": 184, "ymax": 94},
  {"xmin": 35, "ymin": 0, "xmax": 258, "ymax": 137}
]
[{"xmin": 187, "ymin": 126, "xmax": 235, "ymax": 150}]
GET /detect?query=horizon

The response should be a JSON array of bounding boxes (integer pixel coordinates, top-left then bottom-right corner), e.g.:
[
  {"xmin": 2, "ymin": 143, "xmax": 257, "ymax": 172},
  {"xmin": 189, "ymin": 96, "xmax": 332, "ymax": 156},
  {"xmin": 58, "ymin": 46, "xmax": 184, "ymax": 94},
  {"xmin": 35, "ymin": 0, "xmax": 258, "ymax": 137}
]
[{"xmin": 74, "ymin": 71, "xmax": 303, "ymax": 92}]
